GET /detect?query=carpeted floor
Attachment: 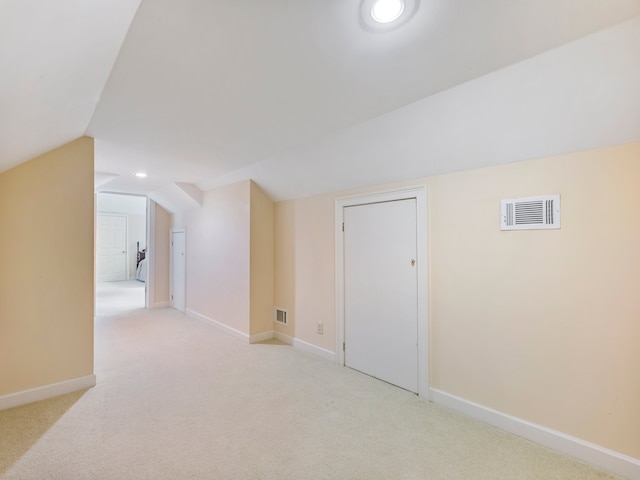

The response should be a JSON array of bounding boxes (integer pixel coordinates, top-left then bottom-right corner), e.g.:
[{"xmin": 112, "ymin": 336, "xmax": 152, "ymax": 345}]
[
  {"xmin": 95, "ymin": 280, "xmax": 145, "ymax": 315},
  {"xmin": 0, "ymin": 307, "xmax": 626, "ymax": 479}
]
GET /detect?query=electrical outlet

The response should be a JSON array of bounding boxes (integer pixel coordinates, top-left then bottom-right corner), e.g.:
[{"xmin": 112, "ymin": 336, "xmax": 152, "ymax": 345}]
[{"xmin": 316, "ymin": 321, "xmax": 323, "ymax": 335}]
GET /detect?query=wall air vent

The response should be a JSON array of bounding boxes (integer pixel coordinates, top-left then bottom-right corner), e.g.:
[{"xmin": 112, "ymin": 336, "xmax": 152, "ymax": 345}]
[
  {"xmin": 274, "ymin": 308, "xmax": 288, "ymax": 325},
  {"xmin": 501, "ymin": 195, "xmax": 560, "ymax": 230}
]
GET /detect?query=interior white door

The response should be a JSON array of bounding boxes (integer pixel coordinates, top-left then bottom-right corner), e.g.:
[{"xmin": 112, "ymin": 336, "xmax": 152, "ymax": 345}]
[
  {"xmin": 96, "ymin": 214, "xmax": 127, "ymax": 282},
  {"xmin": 344, "ymin": 199, "xmax": 418, "ymax": 393},
  {"xmin": 171, "ymin": 230, "xmax": 186, "ymax": 312}
]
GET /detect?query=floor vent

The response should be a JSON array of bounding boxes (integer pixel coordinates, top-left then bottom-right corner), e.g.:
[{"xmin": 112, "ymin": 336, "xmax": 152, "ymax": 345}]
[
  {"xmin": 501, "ymin": 195, "xmax": 560, "ymax": 230},
  {"xmin": 274, "ymin": 308, "xmax": 288, "ymax": 325}
]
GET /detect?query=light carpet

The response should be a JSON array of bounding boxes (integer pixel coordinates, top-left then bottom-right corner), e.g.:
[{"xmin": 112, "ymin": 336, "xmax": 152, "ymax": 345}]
[
  {"xmin": 0, "ymin": 308, "xmax": 625, "ymax": 479},
  {"xmin": 95, "ymin": 280, "xmax": 145, "ymax": 316}
]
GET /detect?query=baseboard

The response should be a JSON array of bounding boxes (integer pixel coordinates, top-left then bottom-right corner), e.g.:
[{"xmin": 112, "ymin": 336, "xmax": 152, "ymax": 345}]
[
  {"xmin": 273, "ymin": 331, "xmax": 294, "ymax": 346},
  {"xmin": 152, "ymin": 301, "xmax": 170, "ymax": 308},
  {"xmin": 274, "ymin": 332, "xmax": 337, "ymax": 363},
  {"xmin": 184, "ymin": 309, "xmax": 337, "ymax": 362},
  {"xmin": 429, "ymin": 388, "xmax": 640, "ymax": 480},
  {"xmin": 0, "ymin": 374, "xmax": 96, "ymax": 412},
  {"xmin": 249, "ymin": 330, "xmax": 274, "ymax": 344},
  {"xmin": 186, "ymin": 309, "xmax": 250, "ymax": 342}
]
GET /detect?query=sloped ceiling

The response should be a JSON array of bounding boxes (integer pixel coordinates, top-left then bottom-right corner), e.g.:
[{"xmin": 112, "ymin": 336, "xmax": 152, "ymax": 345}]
[
  {"xmin": 0, "ymin": 0, "xmax": 141, "ymax": 170},
  {"xmin": 2, "ymin": 0, "xmax": 640, "ymax": 201}
]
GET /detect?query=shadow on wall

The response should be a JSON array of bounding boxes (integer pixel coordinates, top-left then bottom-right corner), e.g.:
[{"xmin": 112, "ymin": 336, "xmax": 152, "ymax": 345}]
[{"xmin": 0, "ymin": 390, "xmax": 88, "ymax": 475}]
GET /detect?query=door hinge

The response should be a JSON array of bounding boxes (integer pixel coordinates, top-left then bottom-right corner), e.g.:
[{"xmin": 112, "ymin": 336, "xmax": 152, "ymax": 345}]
[
  {"xmin": 171, "ymin": 294, "xmax": 173, "ymax": 300},
  {"xmin": 342, "ymin": 222, "xmax": 344, "ymax": 232},
  {"xmin": 343, "ymin": 342, "xmax": 345, "ymax": 352}
]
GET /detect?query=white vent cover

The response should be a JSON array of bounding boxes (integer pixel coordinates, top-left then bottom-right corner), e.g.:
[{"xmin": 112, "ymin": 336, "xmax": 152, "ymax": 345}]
[
  {"xmin": 501, "ymin": 195, "xmax": 560, "ymax": 230},
  {"xmin": 274, "ymin": 308, "xmax": 288, "ymax": 325}
]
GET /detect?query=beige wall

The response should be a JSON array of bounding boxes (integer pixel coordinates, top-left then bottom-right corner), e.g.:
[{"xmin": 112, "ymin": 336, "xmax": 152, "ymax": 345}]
[
  {"xmin": 274, "ymin": 194, "xmax": 336, "ymax": 350},
  {"xmin": 151, "ymin": 202, "xmax": 171, "ymax": 306},
  {"xmin": 249, "ymin": 181, "xmax": 274, "ymax": 336},
  {"xmin": 273, "ymin": 142, "xmax": 640, "ymax": 459},
  {"xmin": 177, "ymin": 180, "xmax": 274, "ymax": 338},
  {"xmin": 0, "ymin": 137, "xmax": 95, "ymax": 396},
  {"xmin": 183, "ymin": 181, "xmax": 251, "ymax": 334},
  {"xmin": 429, "ymin": 142, "xmax": 640, "ymax": 459},
  {"xmin": 274, "ymin": 201, "xmax": 296, "ymax": 337}
]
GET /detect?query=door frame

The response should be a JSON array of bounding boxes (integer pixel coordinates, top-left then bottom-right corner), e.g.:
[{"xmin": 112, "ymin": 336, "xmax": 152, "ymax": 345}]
[
  {"xmin": 170, "ymin": 228, "xmax": 186, "ymax": 312},
  {"xmin": 335, "ymin": 186, "xmax": 429, "ymax": 399},
  {"xmin": 145, "ymin": 198, "xmax": 154, "ymax": 309}
]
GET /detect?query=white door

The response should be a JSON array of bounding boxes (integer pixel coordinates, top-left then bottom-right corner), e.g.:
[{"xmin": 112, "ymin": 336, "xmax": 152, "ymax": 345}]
[
  {"xmin": 344, "ymin": 199, "xmax": 418, "ymax": 393},
  {"xmin": 171, "ymin": 230, "xmax": 186, "ymax": 312},
  {"xmin": 96, "ymin": 215, "xmax": 127, "ymax": 282}
]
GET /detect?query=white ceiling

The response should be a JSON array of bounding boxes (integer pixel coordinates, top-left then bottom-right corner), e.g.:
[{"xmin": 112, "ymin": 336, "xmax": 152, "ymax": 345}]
[
  {"xmin": 2, "ymin": 0, "xmax": 640, "ymax": 201},
  {"xmin": 0, "ymin": 0, "xmax": 141, "ymax": 170},
  {"xmin": 97, "ymin": 192, "xmax": 147, "ymax": 215}
]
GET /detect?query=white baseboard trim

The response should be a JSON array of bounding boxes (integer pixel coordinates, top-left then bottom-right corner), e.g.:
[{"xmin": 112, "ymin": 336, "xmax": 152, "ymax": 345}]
[
  {"xmin": 184, "ymin": 309, "xmax": 337, "ymax": 362},
  {"xmin": 274, "ymin": 332, "xmax": 337, "ymax": 363},
  {"xmin": 0, "ymin": 374, "xmax": 97, "ymax": 412},
  {"xmin": 152, "ymin": 301, "xmax": 170, "ymax": 308},
  {"xmin": 273, "ymin": 331, "xmax": 294, "ymax": 346},
  {"xmin": 249, "ymin": 330, "xmax": 275, "ymax": 344},
  {"xmin": 186, "ymin": 309, "xmax": 250, "ymax": 342},
  {"xmin": 430, "ymin": 388, "xmax": 640, "ymax": 480}
]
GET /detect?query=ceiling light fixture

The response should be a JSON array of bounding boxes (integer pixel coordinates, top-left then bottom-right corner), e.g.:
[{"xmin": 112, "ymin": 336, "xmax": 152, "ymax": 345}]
[
  {"xmin": 371, "ymin": 0, "xmax": 404, "ymax": 23},
  {"xmin": 360, "ymin": 0, "xmax": 417, "ymax": 32},
  {"xmin": 133, "ymin": 172, "xmax": 147, "ymax": 178}
]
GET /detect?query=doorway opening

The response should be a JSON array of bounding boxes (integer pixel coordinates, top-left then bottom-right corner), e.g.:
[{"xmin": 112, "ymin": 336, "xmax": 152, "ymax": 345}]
[
  {"xmin": 335, "ymin": 186, "xmax": 429, "ymax": 398},
  {"xmin": 95, "ymin": 193, "xmax": 148, "ymax": 315}
]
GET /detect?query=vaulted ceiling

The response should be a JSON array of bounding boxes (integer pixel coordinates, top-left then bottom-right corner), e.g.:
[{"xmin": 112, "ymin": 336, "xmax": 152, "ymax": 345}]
[{"xmin": 2, "ymin": 0, "xmax": 640, "ymax": 201}]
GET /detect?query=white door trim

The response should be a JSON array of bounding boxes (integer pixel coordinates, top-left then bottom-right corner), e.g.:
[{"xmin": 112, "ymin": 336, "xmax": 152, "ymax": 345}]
[
  {"xmin": 335, "ymin": 186, "xmax": 429, "ymax": 399},
  {"xmin": 170, "ymin": 228, "xmax": 186, "ymax": 312},
  {"xmin": 145, "ymin": 198, "xmax": 154, "ymax": 309}
]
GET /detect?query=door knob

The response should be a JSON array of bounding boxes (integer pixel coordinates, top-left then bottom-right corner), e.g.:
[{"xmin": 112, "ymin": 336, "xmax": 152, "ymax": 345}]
[{"xmin": 411, "ymin": 259, "xmax": 416, "ymax": 266}]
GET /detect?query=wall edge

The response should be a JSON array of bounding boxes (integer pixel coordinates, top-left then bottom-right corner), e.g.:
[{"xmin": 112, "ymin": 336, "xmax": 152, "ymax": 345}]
[
  {"xmin": 430, "ymin": 388, "xmax": 640, "ymax": 479},
  {"xmin": 0, "ymin": 375, "xmax": 96, "ymax": 412},
  {"xmin": 186, "ymin": 309, "xmax": 249, "ymax": 343},
  {"xmin": 274, "ymin": 332, "xmax": 337, "ymax": 363}
]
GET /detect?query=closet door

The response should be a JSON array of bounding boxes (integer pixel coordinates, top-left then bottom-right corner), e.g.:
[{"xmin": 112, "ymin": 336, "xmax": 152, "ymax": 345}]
[
  {"xmin": 97, "ymin": 214, "xmax": 127, "ymax": 282},
  {"xmin": 343, "ymin": 198, "xmax": 418, "ymax": 393}
]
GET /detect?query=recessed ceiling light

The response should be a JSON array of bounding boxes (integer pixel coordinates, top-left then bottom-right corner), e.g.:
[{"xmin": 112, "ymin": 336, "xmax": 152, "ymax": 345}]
[
  {"xmin": 371, "ymin": 0, "xmax": 404, "ymax": 23},
  {"xmin": 360, "ymin": 0, "xmax": 417, "ymax": 32},
  {"xmin": 134, "ymin": 172, "xmax": 147, "ymax": 178}
]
